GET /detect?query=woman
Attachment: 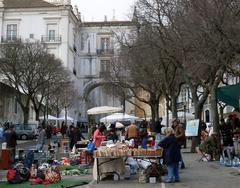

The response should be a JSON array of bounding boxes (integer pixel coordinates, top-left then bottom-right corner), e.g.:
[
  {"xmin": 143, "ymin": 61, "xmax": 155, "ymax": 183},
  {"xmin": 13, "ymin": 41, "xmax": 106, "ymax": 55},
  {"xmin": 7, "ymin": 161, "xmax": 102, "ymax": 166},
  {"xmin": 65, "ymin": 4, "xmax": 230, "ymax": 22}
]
[
  {"xmin": 158, "ymin": 127, "xmax": 181, "ymax": 183},
  {"xmin": 93, "ymin": 124, "xmax": 106, "ymax": 148}
]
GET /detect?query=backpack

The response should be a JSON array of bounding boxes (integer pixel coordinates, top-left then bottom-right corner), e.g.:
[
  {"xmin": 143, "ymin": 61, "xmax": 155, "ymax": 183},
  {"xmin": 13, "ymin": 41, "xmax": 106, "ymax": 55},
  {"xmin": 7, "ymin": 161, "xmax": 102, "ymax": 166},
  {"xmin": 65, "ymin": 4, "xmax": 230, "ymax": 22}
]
[{"xmin": 7, "ymin": 167, "xmax": 30, "ymax": 184}]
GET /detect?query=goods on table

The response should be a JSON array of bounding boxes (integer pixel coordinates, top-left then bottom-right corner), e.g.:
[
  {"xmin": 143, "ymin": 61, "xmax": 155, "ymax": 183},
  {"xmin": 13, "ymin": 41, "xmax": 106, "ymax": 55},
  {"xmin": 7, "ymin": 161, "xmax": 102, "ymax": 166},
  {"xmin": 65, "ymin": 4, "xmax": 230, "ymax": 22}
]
[{"xmin": 94, "ymin": 148, "xmax": 162, "ymax": 157}]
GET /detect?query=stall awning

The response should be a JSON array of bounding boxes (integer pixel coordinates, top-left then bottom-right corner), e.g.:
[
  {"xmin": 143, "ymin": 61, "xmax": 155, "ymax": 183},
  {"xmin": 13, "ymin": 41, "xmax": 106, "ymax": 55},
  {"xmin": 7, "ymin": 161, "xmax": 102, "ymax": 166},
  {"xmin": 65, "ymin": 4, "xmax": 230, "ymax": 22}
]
[{"xmin": 217, "ymin": 83, "xmax": 240, "ymax": 109}]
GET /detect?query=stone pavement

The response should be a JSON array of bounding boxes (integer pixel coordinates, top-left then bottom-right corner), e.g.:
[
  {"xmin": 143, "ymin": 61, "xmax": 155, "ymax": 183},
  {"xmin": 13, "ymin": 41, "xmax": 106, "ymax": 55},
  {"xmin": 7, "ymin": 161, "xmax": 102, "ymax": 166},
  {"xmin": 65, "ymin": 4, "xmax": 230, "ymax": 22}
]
[
  {"xmin": 79, "ymin": 152, "xmax": 240, "ymax": 188},
  {"xmin": 1, "ymin": 151, "xmax": 240, "ymax": 187}
]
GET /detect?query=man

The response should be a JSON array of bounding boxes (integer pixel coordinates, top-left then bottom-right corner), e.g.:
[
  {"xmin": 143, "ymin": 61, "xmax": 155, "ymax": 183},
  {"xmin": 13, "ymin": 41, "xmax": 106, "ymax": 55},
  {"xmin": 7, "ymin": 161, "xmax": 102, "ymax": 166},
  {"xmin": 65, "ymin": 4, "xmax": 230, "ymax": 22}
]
[
  {"xmin": 172, "ymin": 118, "xmax": 186, "ymax": 169},
  {"xmin": 4, "ymin": 123, "xmax": 17, "ymax": 163},
  {"xmin": 154, "ymin": 118, "xmax": 163, "ymax": 147},
  {"xmin": 36, "ymin": 126, "xmax": 46, "ymax": 150},
  {"xmin": 196, "ymin": 132, "xmax": 219, "ymax": 161},
  {"xmin": 220, "ymin": 118, "xmax": 234, "ymax": 161},
  {"xmin": 125, "ymin": 122, "xmax": 139, "ymax": 148}
]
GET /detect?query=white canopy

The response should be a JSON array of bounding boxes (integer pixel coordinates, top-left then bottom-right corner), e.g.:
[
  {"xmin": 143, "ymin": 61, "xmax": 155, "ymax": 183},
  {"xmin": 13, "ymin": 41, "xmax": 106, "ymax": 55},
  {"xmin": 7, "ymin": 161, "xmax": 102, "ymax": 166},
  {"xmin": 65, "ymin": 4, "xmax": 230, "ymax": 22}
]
[
  {"xmin": 87, "ymin": 106, "xmax": 122, "ymax": 115},
  {"xmin": 57, "ymin": 115, "xmax": 74, "ymax": 121},
  {"xmin": 116, "ymin": 122, "xmax": 125, "ymax": 128},
  {"xmin": 39, "ymin": 115, "xmax": 58, "ymax": 120},
  {"xmin": 100, "ymin": 113, "xmax": 139, "ymax": 123}
]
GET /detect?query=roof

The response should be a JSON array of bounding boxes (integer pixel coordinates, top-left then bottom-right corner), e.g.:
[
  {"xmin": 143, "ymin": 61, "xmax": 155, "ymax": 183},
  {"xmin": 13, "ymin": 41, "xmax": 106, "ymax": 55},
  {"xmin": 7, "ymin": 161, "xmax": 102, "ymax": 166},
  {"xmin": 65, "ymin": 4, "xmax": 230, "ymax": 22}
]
[
  {"xmin": 82, "ymin": 21, "xmax": 134, "ymax": 27},
  {"xmin": 3, "ymin": 0, "xmax": 56, "ymax": 8}
]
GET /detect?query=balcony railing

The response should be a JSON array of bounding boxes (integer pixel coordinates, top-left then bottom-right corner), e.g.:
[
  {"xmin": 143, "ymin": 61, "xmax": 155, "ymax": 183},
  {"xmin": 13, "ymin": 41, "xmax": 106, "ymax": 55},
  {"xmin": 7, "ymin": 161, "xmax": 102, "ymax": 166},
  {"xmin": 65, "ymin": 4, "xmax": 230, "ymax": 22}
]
[
  {"xmin": 41, "ymin": 35, "xmax": 62, "ymax": 43},
  {"xmin": 99, "ymin": 71, "xmax": 111, "ymax": 78},
  {"xmin": 96, "ymin": 49, "xmax": 114, "ymax": 55},
  {"xmin": 1, "ymin": 36, "xmax": 21, "ymax": 43}
]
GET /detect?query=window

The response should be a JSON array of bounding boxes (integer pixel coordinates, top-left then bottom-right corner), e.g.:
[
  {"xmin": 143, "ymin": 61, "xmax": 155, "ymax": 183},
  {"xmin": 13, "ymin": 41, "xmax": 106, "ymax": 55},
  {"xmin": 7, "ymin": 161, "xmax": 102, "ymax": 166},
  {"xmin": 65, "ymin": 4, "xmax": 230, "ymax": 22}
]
[
  {"xmin": 29, "ymin": 34, "xmax": 34, "ymax": 39},
  {"xmin": 100, "ymin": 60, "xmax": 110, "ymax": 73},
  {"xmin": 100, "ymin": 38, "xmax": 110, "ymax": 50},
  {"xmin": 6, "ymin": 24, "xmax": 17, "ymax": 40},
  {"xmin": 205, "ymin": 110, "xmax": 210, "ymax": 123},
  {"xmin": 48, "ymin": 30, "xmax": 55, "ymax": 41}
]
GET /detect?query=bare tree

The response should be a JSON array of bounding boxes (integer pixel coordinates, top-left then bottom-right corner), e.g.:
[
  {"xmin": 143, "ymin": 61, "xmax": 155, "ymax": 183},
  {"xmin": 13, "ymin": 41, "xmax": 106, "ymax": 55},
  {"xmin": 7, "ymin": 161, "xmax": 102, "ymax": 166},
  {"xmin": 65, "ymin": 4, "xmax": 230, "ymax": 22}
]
[{"xmin": 0, "ymin": 40, "xmax": 73, "ymax": 123}]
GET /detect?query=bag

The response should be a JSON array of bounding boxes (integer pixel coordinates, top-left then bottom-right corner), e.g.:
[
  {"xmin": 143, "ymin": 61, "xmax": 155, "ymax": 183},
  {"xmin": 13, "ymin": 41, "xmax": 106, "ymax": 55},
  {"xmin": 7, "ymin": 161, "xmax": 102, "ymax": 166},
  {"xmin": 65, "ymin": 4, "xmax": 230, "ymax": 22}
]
[
  {"xmin": 45, "ymin": 171, "xmax": 61, "ymax": 183},
  {"xmin": 87, "ymin": 142, "xmax": 95, "ymax": 152},
  {"xmin": 7, "ymin": 167, "xmax": 30, "ymax": 184}
]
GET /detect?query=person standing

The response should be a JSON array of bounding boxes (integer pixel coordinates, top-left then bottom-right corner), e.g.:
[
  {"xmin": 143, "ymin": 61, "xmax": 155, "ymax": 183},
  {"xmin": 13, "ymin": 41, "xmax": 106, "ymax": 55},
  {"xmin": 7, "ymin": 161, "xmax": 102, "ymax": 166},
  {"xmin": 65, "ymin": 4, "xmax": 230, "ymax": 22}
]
[
  {"xmin": 93, "ymin": 124, "xmax": 106, "ymax": 148},
  {"xmin": 36, "ymin": 126, "xmax": 46, "ymax": 150},
  {"xmin": 4, "ymin": 123, "xmax": 17, "ymax": 163},
  {"xmin": 68, "ymin": 125, "xmax": 75, "ymax": 150},
  {"xmin": 139, "ymin": 121, "xmax": 148, "ymax": 149},
  {"xmin": 172, "ymin": 118, "xmax": 186, "ymax": 169},
  {"xmin": 158, "ymin": 127, "xmax": 181, "ymax": 183},
  {"xmin": 60, "ymin": 122, "xmax": 67, "ymax": 138},
  {"xmin": 220, "ymin": 118, "xmax": 234, "ymax": 161},
  {"xmin": 154, "ymin": 118, "xmax": 163, "ymax": 147},
  {"xmin": 0, "ymin": 123, "xmax": 4, "ymax": 145},
  {"xmin": 125, "ymin": 122, "xmax": 139, "ymax": 147}
]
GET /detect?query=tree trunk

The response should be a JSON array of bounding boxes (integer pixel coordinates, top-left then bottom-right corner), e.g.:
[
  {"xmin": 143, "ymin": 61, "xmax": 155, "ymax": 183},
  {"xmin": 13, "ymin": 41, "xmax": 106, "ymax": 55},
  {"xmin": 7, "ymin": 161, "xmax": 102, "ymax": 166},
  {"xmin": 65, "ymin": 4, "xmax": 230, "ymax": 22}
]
[
  {"xmin": 171, "ymin": 96, "xmax": 178, "ymax": 118},
  {"xmin": 219, "ymin": 105, "xmax": 224, "ymax": 120},
  {"xmin": 35, "ymin": 108, "xmax": 40, "ymax": 121},
  {"xmin": 23, "ymin": 107, "xmax": 29, "ymax": 124},
  {"xmin": 190, "ymin": 105, "xmax": 202, "ymax": 153},
  {"xmin": 210, "ymin": 88, "xmax": 220, "ymax": 134}
]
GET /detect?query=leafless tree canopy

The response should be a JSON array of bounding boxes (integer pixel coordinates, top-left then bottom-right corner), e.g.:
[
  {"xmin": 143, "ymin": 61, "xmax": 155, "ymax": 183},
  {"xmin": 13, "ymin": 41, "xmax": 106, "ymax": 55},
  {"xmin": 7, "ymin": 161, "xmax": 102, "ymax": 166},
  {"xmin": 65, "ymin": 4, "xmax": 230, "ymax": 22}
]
[{"xmin": 0, "ymin": 40, "xmax": 73, "ymax": 123}]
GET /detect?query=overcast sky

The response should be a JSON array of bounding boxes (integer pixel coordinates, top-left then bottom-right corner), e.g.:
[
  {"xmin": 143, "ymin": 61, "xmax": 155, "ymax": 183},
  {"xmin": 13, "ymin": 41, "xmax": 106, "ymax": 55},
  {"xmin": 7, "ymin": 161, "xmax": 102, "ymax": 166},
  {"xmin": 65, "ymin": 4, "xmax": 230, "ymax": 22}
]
[{"xmin": 71, "ymin": 0, "xmax": 136, "ymax": 22}]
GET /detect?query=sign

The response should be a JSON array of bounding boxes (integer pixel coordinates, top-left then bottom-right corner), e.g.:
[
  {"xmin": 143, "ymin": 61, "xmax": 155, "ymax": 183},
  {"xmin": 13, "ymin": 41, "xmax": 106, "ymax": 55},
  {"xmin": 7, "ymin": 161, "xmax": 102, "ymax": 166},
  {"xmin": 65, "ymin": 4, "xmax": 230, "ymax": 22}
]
[{"xmin": 185, "ymin": 119, "xmax": 200, "ymax": 136}]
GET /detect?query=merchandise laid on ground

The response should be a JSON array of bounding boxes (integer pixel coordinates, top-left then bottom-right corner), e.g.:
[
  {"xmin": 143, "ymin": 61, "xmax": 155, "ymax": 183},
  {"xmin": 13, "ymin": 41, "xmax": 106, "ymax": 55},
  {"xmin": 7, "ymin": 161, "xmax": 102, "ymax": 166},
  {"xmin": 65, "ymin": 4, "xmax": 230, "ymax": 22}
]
[
  {"xmin": 0, "ymin": 138, "xmax": 90, "ymax": 187},
  {"xmin": 93, "ymin": 142, "xmax": 163, "ymax": 183}
]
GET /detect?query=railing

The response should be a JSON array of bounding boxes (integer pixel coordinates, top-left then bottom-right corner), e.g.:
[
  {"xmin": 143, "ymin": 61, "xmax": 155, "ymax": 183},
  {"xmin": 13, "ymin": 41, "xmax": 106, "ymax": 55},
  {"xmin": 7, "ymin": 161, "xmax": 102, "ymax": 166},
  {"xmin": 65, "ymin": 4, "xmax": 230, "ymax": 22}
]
[
  {"xmin": 41, "ymin": 35, "xmax": 61, "ymax": 43},
  {"xmin": 99, "ymin": 71, "xmax": 111, "ymax": 78},
  {"xmin": 45, "ymin": 0, "xmax": 71, "ymax": 5},
  {"xmin": 96, "ymin": 49, "xmax": 114, "ymax": 55},
  {"xmin": 1, "ymin": 36, "xmax": 21, "ymax": 43}
]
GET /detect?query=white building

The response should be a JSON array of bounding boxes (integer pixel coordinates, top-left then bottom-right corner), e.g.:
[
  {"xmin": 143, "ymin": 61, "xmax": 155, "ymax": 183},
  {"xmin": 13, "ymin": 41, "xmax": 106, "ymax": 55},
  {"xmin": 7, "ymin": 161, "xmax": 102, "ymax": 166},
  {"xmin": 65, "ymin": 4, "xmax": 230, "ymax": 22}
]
[
  {"xmin": 77, "ymin": 20, "xmax": 135, "ymax": 121},
  {"xmin": 0, "ymin": 0, "xmax": 136, "ymax": 123},
  {"xmin": 0, "ymin": 0, "xmax": 81, "ymax": 123}
]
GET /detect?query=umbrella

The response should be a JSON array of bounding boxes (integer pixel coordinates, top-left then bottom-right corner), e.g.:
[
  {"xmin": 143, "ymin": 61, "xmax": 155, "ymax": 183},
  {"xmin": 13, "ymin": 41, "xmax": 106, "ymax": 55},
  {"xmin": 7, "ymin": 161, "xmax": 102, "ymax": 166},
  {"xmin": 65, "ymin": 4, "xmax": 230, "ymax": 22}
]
[
  {"xmin": 87, "ymin": 106, "xmax": 122, "ymax": 115},
  {"xmin": 58, "ymin": 115, "xmax": 74, "ymax": 121},
  {"xmin": 39, "ymin": 115, "xmax": 58, "ymax": 120},
  {"xmin": 217, "ymin": 83, "xmax": 240, "ymax": 108},
  {"xmin": 116, "ymin": 122, "xmax": 125, "ymax": 128},
  {"xmin": 100, "ymin": 113, "xmax": 139, "ymax": 123}
]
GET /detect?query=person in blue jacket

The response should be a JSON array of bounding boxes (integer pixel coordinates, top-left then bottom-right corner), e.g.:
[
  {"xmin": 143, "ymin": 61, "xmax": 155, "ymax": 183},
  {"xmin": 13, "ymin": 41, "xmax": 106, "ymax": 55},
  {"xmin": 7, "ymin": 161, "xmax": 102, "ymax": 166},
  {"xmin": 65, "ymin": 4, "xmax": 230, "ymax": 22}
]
[{"xmin": 158, "ymin": 127, "xmax": 181, "ymax": 183}]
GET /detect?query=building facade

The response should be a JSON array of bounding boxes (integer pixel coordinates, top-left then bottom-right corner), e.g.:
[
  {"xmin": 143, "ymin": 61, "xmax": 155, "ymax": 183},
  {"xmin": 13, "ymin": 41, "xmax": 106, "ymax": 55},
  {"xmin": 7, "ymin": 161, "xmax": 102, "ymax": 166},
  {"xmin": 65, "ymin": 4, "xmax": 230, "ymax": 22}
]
[
  {"xmin": 77, "ymin": 20, "xmax": 135, "ymax": 121},
  {"xmin": 0, "ymin": 0, "xmax": 81, "ymax": 123}
]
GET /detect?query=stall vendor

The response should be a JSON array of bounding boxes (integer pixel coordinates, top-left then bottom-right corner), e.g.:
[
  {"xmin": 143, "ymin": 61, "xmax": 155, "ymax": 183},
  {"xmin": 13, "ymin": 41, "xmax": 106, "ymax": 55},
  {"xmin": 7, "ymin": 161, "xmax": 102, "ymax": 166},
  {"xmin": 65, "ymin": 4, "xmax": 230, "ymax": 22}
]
[{"xmin": 93, "ymin": 124, "xmax": 106, "ymax": 148}]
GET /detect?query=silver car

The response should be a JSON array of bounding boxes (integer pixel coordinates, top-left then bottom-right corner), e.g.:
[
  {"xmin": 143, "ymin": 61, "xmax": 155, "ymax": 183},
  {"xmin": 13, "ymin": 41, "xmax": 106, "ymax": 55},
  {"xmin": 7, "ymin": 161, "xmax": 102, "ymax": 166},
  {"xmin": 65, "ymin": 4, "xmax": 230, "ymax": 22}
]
[{"xmin": 14, "ymin": 124, "xmax": 36, "ymax": 140}]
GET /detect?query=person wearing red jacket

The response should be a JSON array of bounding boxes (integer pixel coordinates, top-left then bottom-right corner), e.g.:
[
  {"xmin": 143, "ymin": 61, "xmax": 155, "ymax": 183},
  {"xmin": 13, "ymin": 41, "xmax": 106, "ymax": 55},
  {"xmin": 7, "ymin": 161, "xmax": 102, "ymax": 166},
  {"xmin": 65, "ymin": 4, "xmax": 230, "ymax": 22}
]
[{"xmin": 93, "ymin": 124, "xmax": 106, "ymax": 148}]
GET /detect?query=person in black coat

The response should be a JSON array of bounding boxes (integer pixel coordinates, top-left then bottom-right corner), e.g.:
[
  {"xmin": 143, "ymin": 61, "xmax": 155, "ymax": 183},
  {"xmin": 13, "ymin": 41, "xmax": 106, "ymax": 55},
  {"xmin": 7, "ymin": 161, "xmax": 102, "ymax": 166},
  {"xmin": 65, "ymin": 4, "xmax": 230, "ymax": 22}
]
[{"xmin": 158, "ymin": 127, "xmax": 181, "ymax": 183}]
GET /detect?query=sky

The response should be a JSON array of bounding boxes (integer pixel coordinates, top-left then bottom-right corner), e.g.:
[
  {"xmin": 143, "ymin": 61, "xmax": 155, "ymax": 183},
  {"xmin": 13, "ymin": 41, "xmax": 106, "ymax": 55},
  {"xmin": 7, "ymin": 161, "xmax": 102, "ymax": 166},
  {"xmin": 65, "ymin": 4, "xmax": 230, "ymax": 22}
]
[{"xmin": 71, "ymin": 0, "xmax": 136, "ymax": 22}]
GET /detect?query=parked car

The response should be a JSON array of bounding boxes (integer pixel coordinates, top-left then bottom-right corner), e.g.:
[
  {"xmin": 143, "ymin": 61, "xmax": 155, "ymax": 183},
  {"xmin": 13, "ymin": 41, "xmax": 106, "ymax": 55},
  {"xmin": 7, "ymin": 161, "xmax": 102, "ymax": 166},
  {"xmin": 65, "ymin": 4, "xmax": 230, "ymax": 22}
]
[{"xmin": 14, "ymin": 124, "xmax": 36, "ymax": 140}]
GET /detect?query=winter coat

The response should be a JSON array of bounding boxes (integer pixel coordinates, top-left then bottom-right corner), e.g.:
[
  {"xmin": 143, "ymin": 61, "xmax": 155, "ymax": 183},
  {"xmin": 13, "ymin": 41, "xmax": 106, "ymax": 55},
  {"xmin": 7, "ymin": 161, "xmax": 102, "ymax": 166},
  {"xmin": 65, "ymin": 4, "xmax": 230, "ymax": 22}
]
[{"xmin": 158, "ymin": 134, "xmax": 181, "ymax": 165}]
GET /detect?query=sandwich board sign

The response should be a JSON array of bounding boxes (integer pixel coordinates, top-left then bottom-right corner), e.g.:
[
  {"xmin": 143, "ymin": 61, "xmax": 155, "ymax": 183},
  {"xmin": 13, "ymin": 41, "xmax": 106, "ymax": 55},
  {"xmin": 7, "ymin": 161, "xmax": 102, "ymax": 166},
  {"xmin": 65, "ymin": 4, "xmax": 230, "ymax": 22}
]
[{"xmin": 185, "ymin": 119, "xmax": 200, "ymax": 136}]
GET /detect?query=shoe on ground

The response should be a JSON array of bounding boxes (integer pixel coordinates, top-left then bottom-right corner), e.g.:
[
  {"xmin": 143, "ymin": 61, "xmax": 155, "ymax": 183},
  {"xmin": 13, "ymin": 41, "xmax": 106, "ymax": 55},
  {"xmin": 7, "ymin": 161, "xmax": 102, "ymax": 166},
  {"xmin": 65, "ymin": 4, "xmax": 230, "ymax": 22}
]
[
  {"xmin": 165, "ymin": 179, "xmax": 174, "ymax": 183},
  {"xmin": 175, "ymin": 179, "xmax": 180, "ymax": 182}
]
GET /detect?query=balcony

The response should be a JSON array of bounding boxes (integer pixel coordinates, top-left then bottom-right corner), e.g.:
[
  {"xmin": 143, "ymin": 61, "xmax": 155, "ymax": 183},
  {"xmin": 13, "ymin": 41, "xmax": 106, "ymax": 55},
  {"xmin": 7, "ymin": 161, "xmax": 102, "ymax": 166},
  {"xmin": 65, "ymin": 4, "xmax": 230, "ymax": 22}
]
[
  {"xmin": 1, "ymin": 36, "xmax": 21, "ymax": 43},
  {"xmin": 96, "ymin": 49, "xmax": 114, "ymax": 56},
  {"xmin": 99, "ymin": 71, "xmax": 111, "ymax": 78},
  {"xmin": 41, "ymin": 35, "xmax": 61, "ymax": 44}
]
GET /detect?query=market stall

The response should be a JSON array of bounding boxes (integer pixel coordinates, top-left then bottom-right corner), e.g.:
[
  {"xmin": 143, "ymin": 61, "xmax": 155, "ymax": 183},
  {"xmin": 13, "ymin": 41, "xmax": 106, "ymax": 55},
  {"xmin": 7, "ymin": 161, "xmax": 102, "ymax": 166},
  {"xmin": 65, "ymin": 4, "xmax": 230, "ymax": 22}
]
[{"xmin": 93, "ymin": 142, "xmax": 162, "ymax": 183}]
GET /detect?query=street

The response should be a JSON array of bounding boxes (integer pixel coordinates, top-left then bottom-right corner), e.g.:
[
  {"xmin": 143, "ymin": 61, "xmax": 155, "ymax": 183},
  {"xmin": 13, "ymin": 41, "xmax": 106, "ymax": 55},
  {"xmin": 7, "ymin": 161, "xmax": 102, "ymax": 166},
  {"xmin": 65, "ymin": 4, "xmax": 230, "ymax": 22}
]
[{"xmin": 9, "ymin": 139, "xmax": 240, "ymax": 188}]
